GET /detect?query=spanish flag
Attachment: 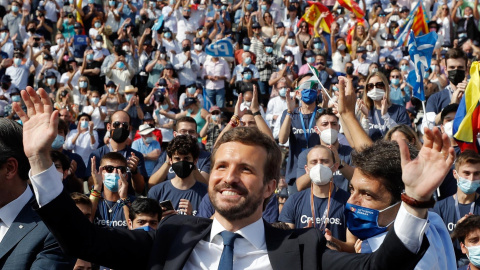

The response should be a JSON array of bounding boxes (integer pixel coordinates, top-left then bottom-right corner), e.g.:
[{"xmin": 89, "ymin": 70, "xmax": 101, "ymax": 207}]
[
  {"xmin": 453, "ymin": 62, "xmax": 480, "ymax": 152},
  {"xmin": 337, "ymin": 0, "xmax": 365, "ymax": 20},
  {"xmin": 298, "ymin": 1, "xmax": 333, "ymax": 35}
]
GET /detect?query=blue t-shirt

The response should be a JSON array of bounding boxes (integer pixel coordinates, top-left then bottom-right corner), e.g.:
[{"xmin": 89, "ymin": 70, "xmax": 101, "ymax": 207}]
[
  {"xmin": 131, "ymin": 138, "xmax": 161, "ymax": 177},
  {"xmin": 72, "ymin": 35, "xmax": 88, "ymax": 59},
  {"xmin": 280, "ymin": 107, "xmax": 320, "ymax": 185},
  {"xmin": 296, "ymin": 144, "xmax": 353, "ymax": 192},
  {"xmin": 279, "ymin": 186, "xmax": 350, "ymax": 241},
  {"xmin": 148, "ymin": 180, "xmax": 207, "ymax": 216},
  {"xmin": 151, "ymin": 149, "xmax": 211, "ymax": 180},
  {"xmin": 87, "ymin": 145, "xmax": 148, "ymax": 196},
  {"xmin": 426, "ymin": 87, "xmax": 452, "ymax": 115},
  {"xmin": 433, "ymin": 195, "xmax": 480, "ymax": 262},
  {"xmin": 196, "ymin": 193, "xmax": 279, "ymax": 223},
  {"xmin": 367, "ymin": 104, "xmax": 411, "ymax": 141},
  {"xmin": 94, "ymin": 195, "xmax": 135, "ymax": 229}
]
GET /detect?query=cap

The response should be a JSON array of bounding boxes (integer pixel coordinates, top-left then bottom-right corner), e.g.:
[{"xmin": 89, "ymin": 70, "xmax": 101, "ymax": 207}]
[
  {"xmin": 284, "ymin": 50, "xmax": 293, "ymax": 56},
  {"xmin": 0, "ymin": 26, "xmax": 9, "ymax": 32},
  {"xmin": 264, "ymin": 38, "xmax": 273, "ymax": 46},
  {"xmin": 305, "ymin": 50, "xmax": 315, "ymax": 57},
  {"xmin": 194, "ymin": 38, "xmax": 202, "ymax": 44},
  {"xmin": 290, "ymin": 0, "xmax": 299, "ymax": 3},
  {"xmin": 77, "ymin": 112, "xmax": 92, "ymax": 121},
  {"xmin": 154, "ymin": 92, "xmax": 165, "ymax": 103},
  {"xmin": 143, "ymin": 112, "xmax": 153, "ymax": 121},
  {"xmin": 95, "ymin": 35, "xmax": 103, "ymax": 41},
  {"xmin": 10, "ymin": 87, "xmax": 20, "ymax": 95},
  {"xmin": 385, "ymin": 55, "xmax": 397, "ymax": 66},
  {"xmin": 212, "ymin": 0, "xmax": 221, "ymax": 5},
  {"xmin": 276, "ymin": 57, "xmax": 286, "ymax": 64},
  {"xmin": 184, "ymin": 97, "xmax": 197, "ymax": 107},
  {"xmin": 186, "ymin": 82, "xmax": 196, "ymax": 88},
  {"xmin": 288, "ymin": 4, "xmax": 297, "ymax": 11},
  {"xmin": 288, "ymin": 31, "xmax": 295, "ymax": 38},
  {"xmin": 45, "ymin": 71, "xmax": 56, "ymax": 78},
  {"xmin": 252, "ymin": 22, "xmax": 261, "ymax": 29},
  {"xmin": 67, "ymin": 57, "xmax": 76, "ymax": 63},
  {"xmin": 242, "ymin": 67, "xmax": 253, "ymax": 74},
  {"xmin": 138, "ymin": 123, "xmax": 155, "ymax": 135},
  {"xmin": 143, "ymin": 40, "xmax": 152, "ymax": 46},
  {"xmin": 106, "ymin": 81, "xmax": 116, "ymax": 87},
  {"xmin": 356, "ymin": 46, "xmax": 367, "ymax": 53},
  {"xmin": 124, "ymin": 85, "xmax": 138, "ymax": 93},
  {"xmin": 159, "ymin": 46, "xmax": 167, "ymax": 53},
  {"xmin": 276, "ymin": 22, "xmax": 285, "ymax": 28},
  {"xmin": 165, "ymin": 63, "xmax": 174, "ymax": 70},
  {"xmin": 44, "ymin": 40, "xmax": 52, "ymax": 46},
  {"xmin": 163, "ymin": 27, "xmax": 171, "ymax": 33},
  {"xmin": 406, "ymin": 106, "xmax": 417, "ymax": 116},
  {"xmin": 242, "ymin": 37, "xmax": 251, "ymax": 45},
  {"xmin": 0, "ymin": 75, "xmax": 11, "ymax": 83},
  {"xmin": 400, "ymin": 6, "xmax": 409, "ymax": 12},
  {"xmin": 113, "ymin": 40, "xmax": 122, "ymax": 46},
  {"xmin": 74, "ymin": 22, "xmax": 82, "ymax": 28},
  {"xmin": 65, "ymin": 12, "xmax": 74, "ymax": 17},
  {"xmin": 158, "ymin": 78, "xmax": 167, "ymax": 86},
  {"xmin": 313, "ymin": 37, "xmax": 321, "ymax": 43},
  {"xmin": 38, "ymin": 5, "xmax": 45, "ymax": 11},
  {"xmin": 384, "ymin": 33, "xmax": 395, "ymax": 41},
  {"xmin": 209, "ymin": 105, "xmax": 221, "ymax": 113}
]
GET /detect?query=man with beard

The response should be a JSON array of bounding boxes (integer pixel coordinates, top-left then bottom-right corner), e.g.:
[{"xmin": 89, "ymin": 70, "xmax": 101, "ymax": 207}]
[
  {"xmin": 86, "ymin": 110, "xmax": 147, "ymax": 195},
  {"xmin": 16, "ymin": 86, "xmax": 454, "ymax": 269}
]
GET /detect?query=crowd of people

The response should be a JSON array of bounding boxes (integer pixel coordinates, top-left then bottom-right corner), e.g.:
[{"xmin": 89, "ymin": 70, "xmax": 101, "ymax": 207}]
[{"xmin": 1, "ymin": 0, "xmax": 480, "ymax": 269}]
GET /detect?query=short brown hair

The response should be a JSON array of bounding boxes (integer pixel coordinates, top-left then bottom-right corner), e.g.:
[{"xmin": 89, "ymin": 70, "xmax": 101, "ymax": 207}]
[
  {"xmin": 70, "ymin": 192, "xmax": 92, "ymax": 208},
  {"xmin": 455, "ymin": 150, "xmax": 480, "ymax": 171},
  {"xmin": 100, "ymin": 152, "xmax": 127, "ymax": 166},
  {"xmin": 451, "ymin": 215, "xmax": 480, "ymax": 243},
  {"xmin": 57, "ymin": 118, "xmax": 69, "ymax": 136},
  {"xmin": 445, "ymin": 48, "xmax": 467, "ymax": 68},
  {"xmin": 212, "ymin": 127, "xmax": 281, "ymax": 183}
]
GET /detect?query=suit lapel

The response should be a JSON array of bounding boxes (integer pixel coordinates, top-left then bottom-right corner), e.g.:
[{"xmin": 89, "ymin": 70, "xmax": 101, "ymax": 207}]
[
  {"xmin": 0, "ymin": 203, "xmax": 38, "ymax": 260},
  {"xmin": 163, "ymin": 220, "xmax": 212, "ymax": 270},
  {"xmin": 264, "ymin": 221, "xmax": 301, "ymax": 270}
]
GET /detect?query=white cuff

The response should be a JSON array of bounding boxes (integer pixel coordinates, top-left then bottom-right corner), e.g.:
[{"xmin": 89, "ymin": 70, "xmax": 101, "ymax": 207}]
[
  {"xmin": 28, "ymin": 163, "xmax": 64, "ymax": 207},
  {"xmin": 394, "ymin": 202, "xmax": 429, "ymax": 253}
]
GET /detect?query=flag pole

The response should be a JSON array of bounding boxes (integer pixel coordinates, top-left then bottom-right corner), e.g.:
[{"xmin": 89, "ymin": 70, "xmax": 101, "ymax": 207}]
[{"xmin": 308, "ymin": 64, "xmax": 333, "ymax": 100}]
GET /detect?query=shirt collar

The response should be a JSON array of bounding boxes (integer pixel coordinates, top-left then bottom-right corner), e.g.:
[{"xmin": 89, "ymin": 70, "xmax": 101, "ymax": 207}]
[
  {"xmin": 210, "ymin": 217, "xmax": 266, "ymax": 250},
  {"xmin": 0, "ymin": 187, "xmax": 32, "ymax": 228}
]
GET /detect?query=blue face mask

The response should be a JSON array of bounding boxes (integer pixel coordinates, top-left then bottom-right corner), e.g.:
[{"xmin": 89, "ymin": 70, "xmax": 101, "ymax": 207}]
[
  {"xmin": 187, "ymin": 108, "xmax": 193, "ymax": 114},
  {"xmin": 51, "ymin": 134, "xmax": 65, "ymax": 150},
  {"xmin": 164, "ymin": 32, "xmax": 172, "ymax": 39},
  {"xmin": 116, "ymin": 61, "xmax": 125, "ymax": 69},
  {"xmin": 400, "ymin": 65, "xmax": 408, "ymax": 71},
  {"xmin": 47, "ymin": 78, "xmax": 56, "ymax": 85},
  {"xmin": 288, "ymin": 38, "xmax": 295, "ymax": 46},
  {"xmin": 79, "ymin": 81, "xmax": 88, "ymax": 88},
  {"xmin": 332, "ymin": 86, "xmax": 339, "ymax": 91},
  {"xmin": 278, "ymin": 87, "xmax": 287, "ymax": 97},
  {"xmin": 160, "ymin": 104, "xmax": 169, "ymax": 110},
  {"xmin": 80, "ymin": 120, "xmax": 89, "ymax": 129},
  {"xmin": 307, "ymin": 57, "xmax": 315, "ymax": 64},
  {"xmin": 261, "ymin": 5, "xmax": 267, "ymax": 11},
  {"xmin": 95, "ymin": 22, "xmax": 101, "ymax": 28},
  {"xmin": 126, "ymin": 94, "xmax": 133, "ymax": 102},
  {"xmin": 244, "ymin": 73, "xmax": 252, "ymax": 80},
  {"xmin": 314, "ymin": 43, "xmax": 322, "ymax": 49},
  {"xmin": 244, "ymin": 57, "xmax": 252, "ymax": 65},
  {"xmin": 467, "ymin": 245, "xmax": 480, "ymax": 267},
  {"xmin": 12, "ymin": 6, "xmax": 19, "ymax": 12},
  {"xmin": 187, "ymin": 87, "xmax": 196, "ymax": 94},
  {"xmin": 104, "ymin": 173, "xmax": 120, "ymax": 192},
  {"xmin": 211, "ymin": 115, "xmax": 218, "ymax": 122},
  {"xmin": 345, "ymin": 202, "xmax": 399, "ymax": 240},
  {"xmin": 109, "ymin": 0, "xmax": 116, "ymax": 6},
  {"xmin": 108, "ymin": 88, "xmax": 115, "ymax": 94},
  {"xmin": 87, "ymin": 54, "xmax": 94, "ymax": 61},
  {"xmin": 265, "ymin": 46, "xmax": 273, "ymax": 53},
  {"xmin": 145, "ymin": 137, "xmax": 155, "ymax": 144},
  {"xmin": 14, "ymin": 58, "xmax": 22, "ymax": 66},
  {"xmin": 246, "ymin": 3, "xmax": 252, "ymax": 10},
  {"xmin": 11, "ymin": 95, "xmax": 21, "ymax": 102},
  {"xmin": 391, "ymin": 78, "xmax": 400, "ymax": 85},
  {"xmin": 457, "ymin": 177, "xmax": 480, "ymax": 195},
  {"xmin": 90, "ymin": 97, "xmax": 99, "ymax": 104},
  {"xmin": 301, "ymin": 88, "xmax": 317, "ymax": 104},
  {"xmin": 243, "ymin": 45, "xmax": 250, "ymax": 51}
]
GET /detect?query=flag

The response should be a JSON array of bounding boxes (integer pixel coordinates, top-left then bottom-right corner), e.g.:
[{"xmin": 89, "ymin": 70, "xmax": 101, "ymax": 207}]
[
  {"xmin": 395, "ymin": 16, "xmax": 414, "ymax": 47},
  {"xmin": 406, "ymin": 30, "xmax": 437, "ymax": 101},
  {"xmin": 394, "ymin": 0, "xmax": 429, "ymax": 46},
  {"xmin": 412, "ymin": 2, "xmax": 429, "ymax": 36},
  {"xmin": 300, "ymin": 1, "xmax": 333, "ymax": 34},
  {"xmin": 453, "ymin": 62, "xmax": 480, "ymax": 152},
  {"xmin": 337, "ymin": 0, "xmax": 365, "ymax": 19},
  {"xmin": 152, "ymin": 15, "xmax": 164, "ymax": 31},
  {"xmin": 205, "ymin": 39, "xmax": 234, "ymax": 57},
  {"xmin": 346, "ymin": 20, "xmax": 364, "ymax": 50},
  {"xmin": 307, "ymin": 64, "xmax": 332, "ymax": 100}
]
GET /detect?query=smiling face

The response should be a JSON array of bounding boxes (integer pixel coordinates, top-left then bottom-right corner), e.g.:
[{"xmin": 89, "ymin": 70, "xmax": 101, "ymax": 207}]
[{"xmin": 209, "ymin": 142, "xmax": 275, "ymax": 222}]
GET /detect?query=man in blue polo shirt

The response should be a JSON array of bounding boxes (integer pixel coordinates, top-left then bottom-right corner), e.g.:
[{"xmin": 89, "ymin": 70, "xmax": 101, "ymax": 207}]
[{"xmin": 132, "ymin": 123, "xmax": 161, "ymax": 177}]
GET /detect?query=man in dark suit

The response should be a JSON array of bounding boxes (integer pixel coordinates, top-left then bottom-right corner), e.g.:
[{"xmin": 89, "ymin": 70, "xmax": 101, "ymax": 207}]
[
  {"xmin": 15, "ymin": 86, "xmax": 456, "ymax": 269},
  {"xmin": 0, "ymin": 118, "xmax": 74, "ymax": 269}
]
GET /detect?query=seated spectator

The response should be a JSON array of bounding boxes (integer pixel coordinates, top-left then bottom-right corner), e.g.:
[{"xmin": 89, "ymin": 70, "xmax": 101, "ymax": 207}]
[{"xmin": 148, "ymin": 135, "xmax": 207, "ymax": 216}]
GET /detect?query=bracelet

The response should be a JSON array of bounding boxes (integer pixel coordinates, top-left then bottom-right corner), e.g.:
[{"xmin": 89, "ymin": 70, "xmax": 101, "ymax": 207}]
[
  {"xmin": 89, "ymin": 195, "xmax": 100, "ymax": 201},
  {"xmin": 401, "ymin": 193, "xmax": 435, "ymax": 208},
  {"xmin": 90, "ymin": 189, "xmax": 102, "ymax": 198},
  {"xmin": 252, "ymin": 111, "xmax": 262, "ymax": 117},
  {"xmin": 278, "ymin": 202, "xmax": 284, "ymax": 205},
  {"xmin": 229, "ymin": 120, "xmax": 238, "ymax": 127}
]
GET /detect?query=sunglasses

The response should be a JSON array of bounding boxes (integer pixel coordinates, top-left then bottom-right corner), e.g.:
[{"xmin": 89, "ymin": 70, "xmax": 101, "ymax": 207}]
[
  {"xmin": 366, "ymin": 81, "xmax": 385, "ymax": 90},
  {"xmin": 67, "ymin": 15, "xmax": 74, "ymax": 18},
  {"xmin": 102, "ymin": 165, "xmax": 127, "ymax": 174},
  {"xmin": 112, "ymin": 121, "xmax": 129, "ymax": 129},
  {"xmin": 378, "ymin": 14, "xmax": 386, "ymax": 17}
]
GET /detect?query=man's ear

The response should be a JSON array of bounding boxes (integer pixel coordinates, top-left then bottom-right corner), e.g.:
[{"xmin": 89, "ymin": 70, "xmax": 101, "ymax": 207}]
[
  {"xmin": 264, "ymin": 179, "xmax": 277, "ymax": 199},
  {"xmin": 460, "ymin": 241, "xmax": 468, "ymax": 255},
  {"xmin": 106, "ymin": 122, "xmax": 111, "ymax": 131},
  {"xmin": 127, "ymin": 219, "xmax": 133, "ymax": 230},
  {"xmin": 304, "ymin": 164, "xmax": 309, "ymax": 175},
  {"xmin": 453, "ymin": 169, "xmax": 459, "ymax": 180}
]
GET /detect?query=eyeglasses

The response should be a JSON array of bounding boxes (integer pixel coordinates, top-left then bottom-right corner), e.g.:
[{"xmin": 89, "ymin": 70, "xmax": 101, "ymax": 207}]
[
  {"xmin": 366, "ymin": 81, "xmax": 386, "ymax": 90},
  {"xmin": 177, "ymin": 129, "xmax": 196, "ymax": 135},
  {"xmin": 101, "ymin": 165, "xmax": 127, "ymax": 174},
  {"xmin": 112, "ymin": 121, "xmax": 129, "ymax": 129}
]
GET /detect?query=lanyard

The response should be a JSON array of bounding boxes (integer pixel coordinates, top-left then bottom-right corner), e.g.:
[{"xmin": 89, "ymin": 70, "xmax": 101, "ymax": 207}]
[
  {"xmin": 373, "ymin": 109, "xmax": 386, "ymax": 137},
  {"xmin": 300, "ymin": 109, "xmax": 316, "ymax": 148},
  {"xmin": 455, "ymin": 194, "xmax": 477, "ymax": 221},
  {"xmin": 310, "ymin": 181, "xmax": 333, "ymax": 232}
]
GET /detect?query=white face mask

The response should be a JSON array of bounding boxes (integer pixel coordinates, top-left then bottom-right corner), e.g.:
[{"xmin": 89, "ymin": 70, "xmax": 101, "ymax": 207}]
[
  {"xmin": 431, "ymin": 65, "xmax": 436, "ymax": 72},
  {"xmin": 160, "ymin": 53, "xmax": 166, "ymax": 59},
  {"xmin": 194, "ymin": 44, "xmax": 202, "ymax": 51},
  {"xmin": 122, "ymin": 45, "xmax": 130, "ymax": 52},
  {"xmin": 278, "ymin": 64, "xmax": 285, "ymax": 70},
  {"xmin": 320, "ymin": 128, "xmax": 338, "ymax": 145},
  {"xmin": 337, "ymin": 44, "xmax": 346, "ymax": 51},
  {"xmin": 95, "ymin": 41, "xmax": 102, "ymax": 48},
  {"xmin": 443, "ymin": 121, "xmax": 454, "ymax": 138},
  {"xmin": 387, "ymin": 41, "xmax": 395, "ymax": 48},
  {"xmin": 309, "ymin": 163, "xmax": 333, "ymax": 186},
  {"xmin": 367, "ymin": 87, "xmax": 385, "ymax": 101},
  {"xmin": 286, "ymin": 56, "xmax": 293, "ymax": 63},
  {"xmin": 366, "ymin": 45, "xmax": 373, "ymax": 51}
]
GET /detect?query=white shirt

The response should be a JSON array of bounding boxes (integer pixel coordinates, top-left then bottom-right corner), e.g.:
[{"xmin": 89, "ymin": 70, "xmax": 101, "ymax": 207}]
[
  {"xmin": 266, "ymin": 96, "xmax": 287, "ymax": 128},
  {"xmin": 173, "ymin": 51, "xmax": 199, "ymax": 86},
  {"xmin": 183, "ymin": 217, "xmax": 273, "ymax": 270},
  {"xmin": 30, "ymin": 164, "xmax": 429, "ymax": 265},
  {"xmin": 0, "ymin": 187, "xmax": 32, "ymax": 243},
  {"xmin": 64, "ymin": 129, "xmax": 99, "ymax": 165},
  {"xmin": 175, "ymin": 9, "xmax": 197, "ymax": 43},
  {"xmin": 82, "ymin": 105, "xmax": 107, "ymax": 129}
]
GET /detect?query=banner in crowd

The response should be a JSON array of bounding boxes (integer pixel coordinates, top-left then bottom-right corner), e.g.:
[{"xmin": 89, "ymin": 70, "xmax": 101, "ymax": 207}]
[
  {"xmin": 337, "ymin": 0, "xmax": 364, "ymax": 20},
  {"xmin": 300, "ymin": 1, "xmax": 333, "ymax": 34},
  {"xmin": 205, "ymin": 39, "xmax": 234, "ymax": 58},
  {"xmin": 394, "ymin": 0, "xmax": 429, "ymax": 46},
  {"xmin": 453, "ymin": 62, "xmax": 480, "ymax": 153},
  {"xmin": 407, "ymin": 31, "xmax": 437, "ymax": 102},
  {"xmin": 152, "ymin": 15, "xmax": 165, "ymax": 31}
]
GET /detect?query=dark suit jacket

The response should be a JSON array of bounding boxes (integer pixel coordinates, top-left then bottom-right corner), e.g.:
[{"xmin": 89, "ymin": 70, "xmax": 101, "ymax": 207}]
[
  {"xmin": 36, "ymin": 190, "xmax": 429, "ymax": 270},
  {"xmin": 0, "ymin": 196, "xmax": 74, "ymax": 270}
]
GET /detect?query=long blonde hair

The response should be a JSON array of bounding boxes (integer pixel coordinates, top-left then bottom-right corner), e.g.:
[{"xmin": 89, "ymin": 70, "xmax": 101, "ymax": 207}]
[{"xmin": 363, "ymin": 72, "xmax": 391, "ymax": 111}]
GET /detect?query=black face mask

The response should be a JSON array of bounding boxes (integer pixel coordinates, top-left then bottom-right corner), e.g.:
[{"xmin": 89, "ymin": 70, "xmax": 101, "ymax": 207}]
[
  {"xmin": 2, "ymin": 83, "xmax": 10, "ymax": 89},
  {"xmin": 346, "ymin": 66, "xmax": 354, "ymax": 75},
  {"xmin": 183, "ymin": 45, "xmax": 191, "ymax": 52},
  {"xmin": 141, "ymin": 14, "xmax": 148, "ymax": 21},
  {"xmin": 28, "ymin": 28, "xmax": 36, "ymax": 33},
  {"xmin": 33, "ymin": 42, "xmax": 39, "ymax": 47},
  {"xmin": 448, "ymin": 69, "xmax": 465, "ymax": 86},
  {"xmin": 111, "ymin": 128, "xmax": 129, "ymax": 143},
  {"xmin": 184, "ymin": 15, "xmax": 190, "ymax": 20},
  {"xmin": 114, "ymin": 45, "xmax": 122, "ymax": 54},
  {"xmin": 171, "ymin": 160, "xmax": 195, "ymax": 178},
  {"xmin": 391, "ymin": 0, "xmax": 397, "ymax": 5}
]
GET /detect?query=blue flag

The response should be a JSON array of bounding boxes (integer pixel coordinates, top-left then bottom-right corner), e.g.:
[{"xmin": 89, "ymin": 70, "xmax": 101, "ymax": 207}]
[
  {"xmin": 205, "ymin": 39, "xmax": 234, "ymax": 58},
  {"xmin": 407, "ymin": 31, "xmax": 437, "ymax": 101},
  {"xmin": 152, "ymin": 15, "xmax": 164, "ymax": 31}
]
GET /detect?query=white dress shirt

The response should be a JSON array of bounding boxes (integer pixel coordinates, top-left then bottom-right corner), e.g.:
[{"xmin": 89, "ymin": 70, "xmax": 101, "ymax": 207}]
[
  {"xmin": 30, "ymin": 164, "xmax": 429, "ymax": 264},
  {"xmin": 64, "ymin": 129, "xmax": 99, "ymax": 166},
  {"xmin": 266, "ymin": 96, "xmax": 287, "ymax": 128},
  {"xmin": 0, "ymin": 187, "xmax": 32, "ymax": 243},
  {"xmin": 183, "ymin": 217, "xmax": 273, "ymax": 270},
  {"xmin": 173, "ymin": 52, "xmax": 199, "ymax": 86}
]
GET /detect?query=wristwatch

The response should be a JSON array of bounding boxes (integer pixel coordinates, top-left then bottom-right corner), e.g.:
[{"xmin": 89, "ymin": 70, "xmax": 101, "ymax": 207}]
[
  {"xmin": 338, "ymin": 160, "xmax": 345, "ymax": 170},
  {"xmin": 252, "ymin": 111, "xmax": 262, "ymax": 117}
]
